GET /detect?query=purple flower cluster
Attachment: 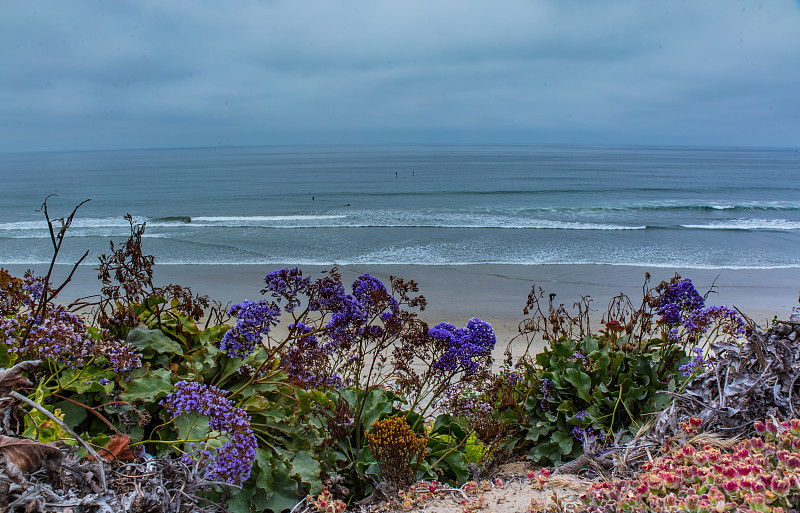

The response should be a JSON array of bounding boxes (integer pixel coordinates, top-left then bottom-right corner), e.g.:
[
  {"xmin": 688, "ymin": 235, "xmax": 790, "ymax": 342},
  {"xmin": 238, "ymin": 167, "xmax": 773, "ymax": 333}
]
[
  {"xmin": 262, "ymin": 268, "xmax": 311, "ymax": 313},
  {"xmin": 539, "ymin": 377, "xmax": 555, "ymax": 410},
  {"xmin": 572, "ymin": 425, "xmax": 593, "ymax": 443},
  {"xmin": 219, "ymin": 299, "xmax": 281, "ymax": 358},
  {"xmin": 21, "ymin": 271, "xmax": 45, "ymax": 305},
  {"xmin": 657, "ymin": 279, "xmax": 705, "ymax": 325},
  {"xmin": 569, "ymin": 351, "xmax": 587, "ymax": 365},
  {"xmin": 1, "ymin": 306, "xmax": 141, "ymax": 371},
  {"xmin": 430, "ymin": 318, "xmax": 496, "ymax": 375},
  {"xmin": 352, "ymin": 274, "xmax": 398, "ymax": 315},
  {"xmin": 279, "ymin": 322, "xmax": 341, "ymax": 388},
  {"xmin": 679, "ymin": 347, "xmax": 707, "ymax": 377},
  {"xmin": 321, "ymin": 274, "xmax": 399, "ymax": 348},
  {"xmin": 160, "ymin": 381, "xmax": 257, "ymax": 486},
  {"xmin": 657, "ymin": 278, "xmax": 746, "ymax": 343},
  {"xmin": 683, "ymin": 305, "xmax": 746, "ymax": 337}
]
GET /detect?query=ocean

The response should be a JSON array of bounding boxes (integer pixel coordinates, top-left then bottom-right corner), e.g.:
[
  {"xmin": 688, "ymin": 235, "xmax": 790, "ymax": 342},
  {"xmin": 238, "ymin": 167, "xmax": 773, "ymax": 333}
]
[{"xmin": 1, "ymin": 145, "xmax": 799, "ymax": 270}]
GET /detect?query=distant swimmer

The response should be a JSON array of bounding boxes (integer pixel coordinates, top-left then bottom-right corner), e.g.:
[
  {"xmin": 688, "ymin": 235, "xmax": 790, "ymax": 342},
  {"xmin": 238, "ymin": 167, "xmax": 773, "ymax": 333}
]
[
  {"xmin": 344, "ymin": 203, "xmax": 351, "ymax": 206},
  {"xmin": 312, "ymin": 196, "xmax": 315, "ymax": 201},
  {"xmin": 395, "ymin": 172, "xmax": 398, "ymax": 177}
]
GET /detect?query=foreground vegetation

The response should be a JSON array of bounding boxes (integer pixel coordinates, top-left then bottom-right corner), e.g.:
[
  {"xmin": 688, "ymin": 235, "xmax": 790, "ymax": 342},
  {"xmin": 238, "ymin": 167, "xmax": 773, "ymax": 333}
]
[{"xmin": 1, "ymin": 199, "xmax": 794, "ymax": 513}]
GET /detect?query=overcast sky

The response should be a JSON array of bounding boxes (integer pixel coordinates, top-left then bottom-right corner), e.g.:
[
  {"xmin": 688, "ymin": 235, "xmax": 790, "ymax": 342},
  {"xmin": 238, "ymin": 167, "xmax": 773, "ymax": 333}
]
[{"xmin": 1, "ymin": 1, "xmax": 798, "ymax": 152}]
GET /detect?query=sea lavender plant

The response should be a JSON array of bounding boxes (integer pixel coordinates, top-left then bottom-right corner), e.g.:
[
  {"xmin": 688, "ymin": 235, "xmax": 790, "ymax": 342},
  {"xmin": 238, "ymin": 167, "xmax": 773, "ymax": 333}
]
[
  {"xmin": 219, "ymin": 299, "xmax": 281, "ymax": 359},
  {"xmin": 656, "ymin": 278, "xmax": 705, "ymax": 325},
  {"xmin": 678, "ymin": 347, "xmax": 706, "ymax": 377},
  {"xmin": 160, "ymin": 381, "xmax": 258, "ymax": 486},
  {"xmin": 655, "ymin": 278, "xmax": 745, "ymax": 343},
  {"xmin": 1, "ymin": 270, "xmax": 141, "ymax": 372},
  {"xmin": 430, "ymin": 318, "xmax": 496, "ymax": 376}
]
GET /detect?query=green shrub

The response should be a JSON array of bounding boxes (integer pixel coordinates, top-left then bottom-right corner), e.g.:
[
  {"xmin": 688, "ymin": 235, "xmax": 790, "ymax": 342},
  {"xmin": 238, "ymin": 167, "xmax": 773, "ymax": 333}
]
[{"xmin": 515, "ymin": 332, "xmax": 686, "ymax": 465}]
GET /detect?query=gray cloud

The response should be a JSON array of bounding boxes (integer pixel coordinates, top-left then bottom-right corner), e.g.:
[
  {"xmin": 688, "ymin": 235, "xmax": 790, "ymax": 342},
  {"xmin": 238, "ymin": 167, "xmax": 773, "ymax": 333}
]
[{"xmin": 1, "ymin": 0, "xmax": 798, "ymax": 151}]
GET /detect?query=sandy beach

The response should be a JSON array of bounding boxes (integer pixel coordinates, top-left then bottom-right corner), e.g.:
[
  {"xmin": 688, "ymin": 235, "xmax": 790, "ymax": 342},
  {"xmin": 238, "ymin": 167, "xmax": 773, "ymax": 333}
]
[{"xmin": 7, "ymin": 262, "xmax": 799, "ymax": 358}]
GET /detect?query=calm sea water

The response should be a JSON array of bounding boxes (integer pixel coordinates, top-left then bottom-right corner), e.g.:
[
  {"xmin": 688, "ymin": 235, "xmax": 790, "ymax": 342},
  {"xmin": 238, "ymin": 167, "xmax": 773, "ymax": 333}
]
[{"xmin": 1, "ymin": 145, "xmax": 799, "ymax": 269}]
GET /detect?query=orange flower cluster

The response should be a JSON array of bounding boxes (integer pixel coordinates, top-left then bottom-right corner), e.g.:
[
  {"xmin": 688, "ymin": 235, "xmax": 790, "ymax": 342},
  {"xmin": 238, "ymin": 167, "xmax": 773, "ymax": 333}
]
[{"xmin": 366, "ymin": 415, "xmax": 428, "ymax": 488}]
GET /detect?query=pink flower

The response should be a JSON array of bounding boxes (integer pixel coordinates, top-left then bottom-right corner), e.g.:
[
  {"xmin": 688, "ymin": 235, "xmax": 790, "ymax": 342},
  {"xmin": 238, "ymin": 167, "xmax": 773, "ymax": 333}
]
[
  {"xmin": 754, "ymin": 421, "xmax": 767, "ymax": 434},
  {"xmin": 722, "ymin": 480, "xmax": 738, "ymax": 493},
  {"xmin": 766, "ymin": 420, "xmax": 778, "ymax": 434},
  {"xmin": 774, "ymin": 478, "xmax": 791, "ymax": 495}
]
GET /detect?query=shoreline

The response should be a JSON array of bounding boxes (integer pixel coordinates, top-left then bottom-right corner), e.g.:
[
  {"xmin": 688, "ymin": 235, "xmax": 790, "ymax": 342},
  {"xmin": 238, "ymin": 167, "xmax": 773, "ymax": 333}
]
[{"xmin": 5, "ymin": 263, "xmax": 798, "ymax": 356}]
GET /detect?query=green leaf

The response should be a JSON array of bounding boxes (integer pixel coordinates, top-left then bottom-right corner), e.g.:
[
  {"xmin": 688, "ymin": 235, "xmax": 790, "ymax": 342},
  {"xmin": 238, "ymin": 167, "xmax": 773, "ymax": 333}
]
[
  {"xmin": 289, "ymin": 450, "xmax": 322, "ymax": 496},
  {"xmin": 580, "ymin": 336, "xmax": 599, "ymax": 354},
  {"xmin": 430, "ymin": 414, "xmax": 467, "ymax": 442},
  {"xmin": 524, "ymin": 421, "xmax": 552, "ymax": 442},
  {"xmin": 360, "ymin": 389, "xmax": 393, "ymax": 432},
  {"xmin": 57, "ymin": 367, "xmax": 115, "ymax": 394},
  {"xmin": 172, "ymin": 412, "xmax": 210, "ymax": 442},
  {"xmin": 120, "ymin": 368, "xmax": 173, "ymax": 403},
  {"xmin": 127, "ymin": 327, "xmax": 184, "ymax": 357},
  {"xmin": 258, "ymin": 461, "xmax": 299, "ymax": 512},
  {"xmin": 0, "ymin": 342, "xmax": 12, "ymax": 368},
  {"xmin": 529, "ymin": 441, "xmax": 558, "ymax": 464},
  {"xmin": 199, "ymin": 325, "xmax": 228, "ymax": 346},
  {"xmin": 552, "ymin": 430, "xmax": 575, "ymax": 455},
  {"xmin": 557, "ymin": 399, "xmax": 576, "ymax": 415},
  {"xmin": 226, "ymin": 484, "xmax": 257, "ymax": 513},
  {"xmin": 255, "ymin": 448, "xmax": 275, "ymax": 492},
  {"xmin": 437, "ymin": 450, "xmax": 470, "ymax": 484},
  {"xmin": 564, "ymin": 368, "xmax": 592, "ymax": 401},
  {"xmin": 54, "ymin": 399, "xmax": 88, "ymax": 427}
]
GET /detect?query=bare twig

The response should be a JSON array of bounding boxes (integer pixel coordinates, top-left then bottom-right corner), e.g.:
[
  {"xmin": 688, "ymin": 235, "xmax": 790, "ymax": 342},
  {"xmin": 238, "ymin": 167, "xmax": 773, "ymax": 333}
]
[{"xmin": 8, "ymin": 390, "xmax": 107, "ymax": 490}]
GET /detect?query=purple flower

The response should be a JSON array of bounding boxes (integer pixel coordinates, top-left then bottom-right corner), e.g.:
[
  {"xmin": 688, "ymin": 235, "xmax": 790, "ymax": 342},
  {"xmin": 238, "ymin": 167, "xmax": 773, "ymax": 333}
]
[
  {"xmin": 430, "ymin": 318, "xmax": 496, "ymax": 375},
  {"xmin": 539, "ymin": 377, "xmax": 555, "ymax": 406},
  {"xmin": 573, "ymin": 426, "xmax": 594, "ymax": 443},
  {"xmin": 220, "ymin": 299, "xmax": 281, "ymax": 358},
  {"xmin": 351, "ymin": 274, "xmax": 398, "ymax": 314},
  {"xmin": 569, "ymin": 351, "xmax": 587, "ymax": 365},
  {"xmin": 657, "ymin": 279, "xmax": 704, "ymax": 325},
  {"xmin": 262, "ymin": 268, "xmax": 311, "ymax": 313},
  {"xmin": 21, "ymin": 272, "xmax": 45, "ymax": 305},
  {"xmin": 678, "ymin": 347, "xmax": 706, "ymax": 377},
  {"xmin": 161, "ymin": 381, "xmax": 257, "ymax": 486},
  {"xmin": 682, "ymin": 305, "xmax": 746, "ymax": 337},
  {"xmin": 2, "ymin": 306, "xmax": 141, "ymax": 371}
]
